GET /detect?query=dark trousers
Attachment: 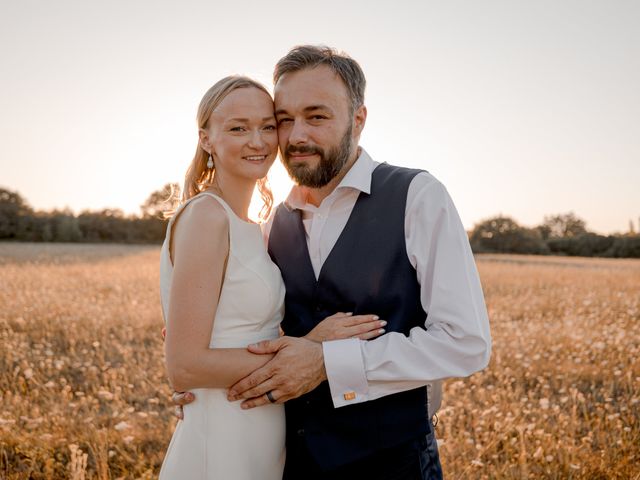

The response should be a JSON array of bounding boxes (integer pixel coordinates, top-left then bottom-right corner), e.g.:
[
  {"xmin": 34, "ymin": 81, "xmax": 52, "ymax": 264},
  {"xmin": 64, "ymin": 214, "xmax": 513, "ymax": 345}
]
[{"xmin": 283, "ymin": 431, "xmax": 443, "ymax": 480}]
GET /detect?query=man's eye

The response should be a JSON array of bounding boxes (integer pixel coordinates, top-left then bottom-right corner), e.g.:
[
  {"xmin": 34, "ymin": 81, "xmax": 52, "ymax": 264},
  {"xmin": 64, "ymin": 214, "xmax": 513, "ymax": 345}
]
[
  {"xmin": 278, "ymin": 118, "xmax": 292, "ymax": 125},
  {"xmin": 311, "ymin": 115, "xmax": 326, "ymax": 120}
]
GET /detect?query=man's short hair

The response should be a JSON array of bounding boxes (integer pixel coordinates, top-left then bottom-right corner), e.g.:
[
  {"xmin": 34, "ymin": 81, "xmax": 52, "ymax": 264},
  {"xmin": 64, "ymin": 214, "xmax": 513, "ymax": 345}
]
[{"xmin": 274, "ymin": 45, "xmax": 366, "ymax": 113}]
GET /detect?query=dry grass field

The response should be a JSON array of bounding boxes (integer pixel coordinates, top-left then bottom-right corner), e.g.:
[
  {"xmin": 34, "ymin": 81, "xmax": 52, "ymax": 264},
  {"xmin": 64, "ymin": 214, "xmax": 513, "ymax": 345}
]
[{"xmin": 1, "ymin": 243, "xmax": 638, "ymax": 479}]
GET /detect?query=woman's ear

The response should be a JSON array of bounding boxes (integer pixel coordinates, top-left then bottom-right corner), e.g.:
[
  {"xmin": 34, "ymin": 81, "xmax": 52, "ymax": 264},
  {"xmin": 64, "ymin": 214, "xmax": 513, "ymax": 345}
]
[{"xmin": 199, "ymin": 128, "xmax": 211, "ymax": 154}]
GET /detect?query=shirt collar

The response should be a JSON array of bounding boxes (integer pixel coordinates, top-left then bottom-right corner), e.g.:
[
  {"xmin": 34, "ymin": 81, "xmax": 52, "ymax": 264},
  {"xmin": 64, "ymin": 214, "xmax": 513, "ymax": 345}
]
[{"xmin": 284, "ymin": 148, "xmax": 376, "ymax": 211}]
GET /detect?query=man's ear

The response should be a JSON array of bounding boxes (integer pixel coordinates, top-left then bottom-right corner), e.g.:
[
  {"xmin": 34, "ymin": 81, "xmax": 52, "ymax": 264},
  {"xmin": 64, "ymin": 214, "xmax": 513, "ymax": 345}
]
[
  {"xmin": 353, "ymin": 105, "xmax": 367, "ymax": 137},
  {"xmin": 199, "ymin": 128, "xmax": 211, "ymax": 155}
]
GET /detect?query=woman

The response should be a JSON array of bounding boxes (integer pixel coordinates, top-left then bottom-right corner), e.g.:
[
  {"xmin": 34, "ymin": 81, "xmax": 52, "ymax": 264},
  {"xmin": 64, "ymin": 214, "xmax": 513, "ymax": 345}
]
[{"xmin": 159, "ymin": 76, "xmax": 384, "ymax": 479}]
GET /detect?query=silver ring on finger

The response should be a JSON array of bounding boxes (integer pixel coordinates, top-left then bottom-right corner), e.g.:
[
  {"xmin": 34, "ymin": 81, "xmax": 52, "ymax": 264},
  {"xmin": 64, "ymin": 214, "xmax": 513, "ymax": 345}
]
[{"xmin": 266, "ymin": 391, "xmax": 276, "ymax": 403}]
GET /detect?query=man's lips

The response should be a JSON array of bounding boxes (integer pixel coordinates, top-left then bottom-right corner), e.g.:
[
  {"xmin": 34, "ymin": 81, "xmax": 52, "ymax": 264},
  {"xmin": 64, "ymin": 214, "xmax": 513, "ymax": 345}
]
[{"xmin": 288, "ymin": 153, "xmax": 318, "ymax": 160}]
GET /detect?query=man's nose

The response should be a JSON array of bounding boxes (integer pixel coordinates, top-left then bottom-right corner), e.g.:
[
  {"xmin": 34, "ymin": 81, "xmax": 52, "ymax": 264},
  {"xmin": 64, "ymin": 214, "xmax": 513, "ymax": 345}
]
[{"xmin": 287, "ymin": 120, "xmax": 309, "ymax": 145}]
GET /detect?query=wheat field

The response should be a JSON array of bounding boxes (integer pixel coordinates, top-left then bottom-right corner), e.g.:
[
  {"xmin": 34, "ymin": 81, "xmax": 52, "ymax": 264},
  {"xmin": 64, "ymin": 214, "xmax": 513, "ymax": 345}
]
[{"xmin": 1, "ymin": 243, "xmax": 638, "ymax": 479}]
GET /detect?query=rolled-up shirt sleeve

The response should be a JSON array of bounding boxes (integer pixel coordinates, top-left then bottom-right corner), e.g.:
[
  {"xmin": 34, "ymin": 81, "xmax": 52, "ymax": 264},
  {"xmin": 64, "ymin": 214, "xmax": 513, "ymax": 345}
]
[{"xmin": 323, "ymin": 172, "xmax": 491, "ymax": 408}]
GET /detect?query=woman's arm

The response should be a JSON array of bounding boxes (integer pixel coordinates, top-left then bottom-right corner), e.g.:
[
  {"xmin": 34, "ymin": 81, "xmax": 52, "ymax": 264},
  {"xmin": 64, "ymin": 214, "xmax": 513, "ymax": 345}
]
[{"xmin": 164, "ymin": 197, "xmax": 273, "ymax": 392}]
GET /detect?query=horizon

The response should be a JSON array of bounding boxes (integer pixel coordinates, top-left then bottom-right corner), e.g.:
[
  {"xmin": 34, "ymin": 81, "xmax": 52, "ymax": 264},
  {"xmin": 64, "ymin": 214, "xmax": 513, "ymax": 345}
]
[
  {"xmin": 1, "ymin": 0, "xmax": 638, "ymax": 235},
  {"xmin": 3, "ymin": 177, "xmax": 636, "ymax": 236}
]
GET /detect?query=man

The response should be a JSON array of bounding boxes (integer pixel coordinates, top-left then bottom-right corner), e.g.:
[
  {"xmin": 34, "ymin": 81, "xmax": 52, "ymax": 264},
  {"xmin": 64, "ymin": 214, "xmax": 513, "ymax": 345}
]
[{"xmin": 175, "ymin": 45, "xmax": 491, "ymax": 479}]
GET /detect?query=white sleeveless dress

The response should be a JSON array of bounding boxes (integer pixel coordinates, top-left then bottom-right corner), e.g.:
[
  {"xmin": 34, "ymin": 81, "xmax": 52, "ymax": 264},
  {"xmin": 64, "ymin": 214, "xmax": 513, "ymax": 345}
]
[{"xmin": 158, "ymin": 192, "xmax": 286, "ymax": 480}]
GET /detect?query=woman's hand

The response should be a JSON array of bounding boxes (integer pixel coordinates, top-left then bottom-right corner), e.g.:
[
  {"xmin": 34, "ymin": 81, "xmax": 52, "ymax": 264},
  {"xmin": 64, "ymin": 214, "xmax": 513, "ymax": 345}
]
[{"xmin": 305, "ymin": 312, "xmax": 386, "ymax": 342}]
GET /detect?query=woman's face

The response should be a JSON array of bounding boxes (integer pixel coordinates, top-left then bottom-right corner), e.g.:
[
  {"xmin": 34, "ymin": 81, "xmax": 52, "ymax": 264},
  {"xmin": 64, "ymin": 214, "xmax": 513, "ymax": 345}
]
[{"xmin": 201, "ymin": 87, "xmax": 278, "ymax": 182}]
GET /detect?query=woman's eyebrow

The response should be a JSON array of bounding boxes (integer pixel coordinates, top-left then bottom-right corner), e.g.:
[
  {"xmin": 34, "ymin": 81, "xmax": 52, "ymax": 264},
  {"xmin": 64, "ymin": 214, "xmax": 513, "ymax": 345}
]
[{"xmin": 225, "ymin": 116, "xmax": 274, "ymax": 123}]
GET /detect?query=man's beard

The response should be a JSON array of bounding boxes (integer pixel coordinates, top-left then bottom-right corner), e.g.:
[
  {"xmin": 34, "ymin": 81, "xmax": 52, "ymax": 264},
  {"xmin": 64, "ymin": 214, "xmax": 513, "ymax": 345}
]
[{"xmin": 283, "ymin": 124, "xmax": 354, "ymax": 188}]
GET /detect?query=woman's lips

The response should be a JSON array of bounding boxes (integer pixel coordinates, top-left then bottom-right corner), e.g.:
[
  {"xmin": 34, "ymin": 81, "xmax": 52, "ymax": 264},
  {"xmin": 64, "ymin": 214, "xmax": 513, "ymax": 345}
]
[{"xmin": 243, "ymin": 155, "xmax": 268, "ymax": 162}]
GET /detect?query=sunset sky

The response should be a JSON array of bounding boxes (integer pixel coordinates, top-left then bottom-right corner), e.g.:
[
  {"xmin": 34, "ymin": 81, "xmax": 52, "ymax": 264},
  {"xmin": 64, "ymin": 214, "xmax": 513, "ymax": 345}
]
[{"xmin": 1, "ymin": 0, "xmax": 638, "ymax": 233}]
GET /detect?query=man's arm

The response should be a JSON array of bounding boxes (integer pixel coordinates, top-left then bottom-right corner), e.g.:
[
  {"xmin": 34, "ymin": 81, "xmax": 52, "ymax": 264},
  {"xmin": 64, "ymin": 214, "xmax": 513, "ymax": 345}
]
[
  {"xmin": 228, "ymin": 173, "xmax": 491, "ymax": 410},
  {"xmin": 225, "ymin": 314, "xmax": 385, "ymax": 408},
  {"xmin": 322, "ymin": 173, "xmax": 491, "ymax": 408}
]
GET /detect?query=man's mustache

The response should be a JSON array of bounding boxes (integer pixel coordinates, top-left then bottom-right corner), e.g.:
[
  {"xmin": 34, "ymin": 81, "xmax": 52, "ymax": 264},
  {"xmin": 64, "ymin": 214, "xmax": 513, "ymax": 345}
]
[{"xmin": 285, "ymin": 145, "xmax": 323, "ymax": 157}]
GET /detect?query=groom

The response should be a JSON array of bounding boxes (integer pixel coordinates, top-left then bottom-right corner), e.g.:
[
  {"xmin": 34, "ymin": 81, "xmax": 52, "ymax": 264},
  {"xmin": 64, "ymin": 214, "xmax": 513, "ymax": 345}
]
[{"xmin": 177, "ymin": 45, "xmax": 491, "ymax": 479}]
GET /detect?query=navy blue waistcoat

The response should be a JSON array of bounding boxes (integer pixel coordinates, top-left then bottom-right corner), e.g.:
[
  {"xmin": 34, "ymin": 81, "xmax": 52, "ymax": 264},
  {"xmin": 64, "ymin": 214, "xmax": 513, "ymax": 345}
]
[{"xmin": 268, "ymin": 163, "xmax": 430, "ymax": 470}]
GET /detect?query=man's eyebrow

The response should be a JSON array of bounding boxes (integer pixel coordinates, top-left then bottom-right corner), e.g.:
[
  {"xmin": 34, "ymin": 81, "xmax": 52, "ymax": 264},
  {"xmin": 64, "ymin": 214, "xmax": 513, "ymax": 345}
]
[
  {"xmin": 304, "ymin": 105, "xmax": 332, "ymax": 113},
  {"xmin": 275, "ymin": 105, "xmax": 333, "ymax": 116}
]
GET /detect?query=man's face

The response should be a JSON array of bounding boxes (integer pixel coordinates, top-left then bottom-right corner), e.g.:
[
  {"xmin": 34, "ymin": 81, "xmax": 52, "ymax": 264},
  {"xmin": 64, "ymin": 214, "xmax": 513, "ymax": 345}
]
[{"xmin": 274, "ymin": 65, "xmax": 356, "ymax": 188}]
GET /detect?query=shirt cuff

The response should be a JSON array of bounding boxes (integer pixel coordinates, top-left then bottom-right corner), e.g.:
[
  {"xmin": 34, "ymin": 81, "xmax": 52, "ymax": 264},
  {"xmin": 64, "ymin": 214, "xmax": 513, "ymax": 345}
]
[{"xmin": 322, "ymin": 338, "xmax": 369, "ymax": 408}]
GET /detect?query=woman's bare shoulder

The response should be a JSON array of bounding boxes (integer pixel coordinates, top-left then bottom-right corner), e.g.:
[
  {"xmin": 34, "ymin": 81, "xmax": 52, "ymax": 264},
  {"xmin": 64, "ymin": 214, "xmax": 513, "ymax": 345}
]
[
  {"xmin": 171, "ymin": 195, "xmax": 230, "ymax": 258},
  {"xmin": 177, "ymin": 195, "xmax": 229, "ymax": 231}
]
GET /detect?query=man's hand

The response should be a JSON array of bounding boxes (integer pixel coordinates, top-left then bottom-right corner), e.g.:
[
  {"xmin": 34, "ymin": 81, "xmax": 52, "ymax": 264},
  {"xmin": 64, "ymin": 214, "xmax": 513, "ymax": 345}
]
[
  {"xmin": 164, "ymin": 327, "xmax": 196, "ymax": 420},
  {"xmin": 227, "ymin": 336, "xmax": 326, "ymax": 409},
  {"xmin": 171, "ymin": 391, "xmax": 195, "ymax": 420}
]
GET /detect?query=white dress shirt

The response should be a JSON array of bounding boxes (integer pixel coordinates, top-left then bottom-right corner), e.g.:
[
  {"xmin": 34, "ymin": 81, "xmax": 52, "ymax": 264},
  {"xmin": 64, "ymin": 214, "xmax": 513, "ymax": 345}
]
[{"xmin": 265, "ymin": 149, "xmax": 491, "ymax": 413}]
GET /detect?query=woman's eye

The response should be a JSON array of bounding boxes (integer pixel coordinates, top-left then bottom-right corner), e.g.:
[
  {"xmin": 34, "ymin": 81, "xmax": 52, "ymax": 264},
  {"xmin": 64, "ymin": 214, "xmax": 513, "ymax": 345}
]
[
  {"xmin": 230, "ymin": 126, "xmax": 246, "ymax": 132},
  {"xmin": 263, "ymin": 125, "xmax": 276, "ymax": 131}
]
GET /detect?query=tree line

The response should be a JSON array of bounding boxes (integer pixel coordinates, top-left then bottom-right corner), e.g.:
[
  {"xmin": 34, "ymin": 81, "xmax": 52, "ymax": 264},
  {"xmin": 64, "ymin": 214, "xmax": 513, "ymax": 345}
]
[
  {"xmin": 0, "ymin": 185, "xmax": 177, "ymax": 244},
  {"xmin": 469, "ymin": 214, "xmax": 640, "ymax": 258},
  {"xmin": 1, "ymin": 185, "xmax": 639, "ymax": 258}
]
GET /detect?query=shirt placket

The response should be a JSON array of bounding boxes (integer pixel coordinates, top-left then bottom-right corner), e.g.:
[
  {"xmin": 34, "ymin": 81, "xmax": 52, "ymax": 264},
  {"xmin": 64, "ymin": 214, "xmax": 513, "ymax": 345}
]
[{"xmin": 307, "ymin": 198, "xmax": 334, "ymax": 279}]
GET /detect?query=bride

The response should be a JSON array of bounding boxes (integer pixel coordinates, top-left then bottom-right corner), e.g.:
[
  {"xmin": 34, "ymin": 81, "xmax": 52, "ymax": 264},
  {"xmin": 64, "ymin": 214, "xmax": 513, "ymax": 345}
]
[{"xmin": 159, "ymin": 76, "xmax": 383, "ymax": 479}]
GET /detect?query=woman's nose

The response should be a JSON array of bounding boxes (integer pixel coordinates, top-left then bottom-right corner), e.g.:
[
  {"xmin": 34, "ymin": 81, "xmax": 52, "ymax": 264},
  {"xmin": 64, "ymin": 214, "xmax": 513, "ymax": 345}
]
[{"xmin": 248, "ymin": 129, "xmax": 266, "ymax": 149}]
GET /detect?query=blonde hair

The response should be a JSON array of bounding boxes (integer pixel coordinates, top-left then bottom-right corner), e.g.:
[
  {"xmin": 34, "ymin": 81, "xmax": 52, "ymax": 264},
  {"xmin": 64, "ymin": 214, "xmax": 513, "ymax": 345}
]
[{"xmin": 181, "ymin": 76, "xmax": 274, "ymax": 221}]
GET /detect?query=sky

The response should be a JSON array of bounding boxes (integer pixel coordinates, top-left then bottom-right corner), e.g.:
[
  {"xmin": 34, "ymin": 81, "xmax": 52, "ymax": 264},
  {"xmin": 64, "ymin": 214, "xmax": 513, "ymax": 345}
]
[{"xmin": 1, "ymin": 0, "xmax": 639, "ymax": 234}]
